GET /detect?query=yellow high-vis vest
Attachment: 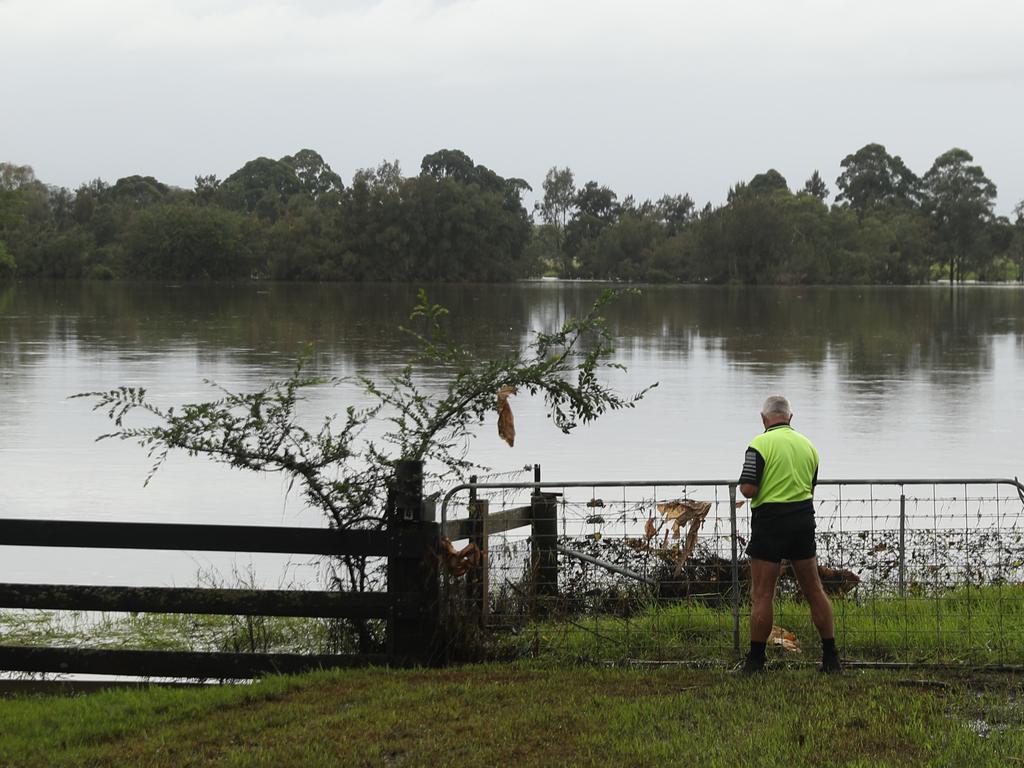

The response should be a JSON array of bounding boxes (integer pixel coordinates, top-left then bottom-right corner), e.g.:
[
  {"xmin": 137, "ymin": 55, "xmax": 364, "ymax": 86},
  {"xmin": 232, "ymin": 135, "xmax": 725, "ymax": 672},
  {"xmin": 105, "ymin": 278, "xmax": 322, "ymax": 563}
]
[{"xmin": 749, "ymin": 425, "xmax": 819, "ymax": 509}]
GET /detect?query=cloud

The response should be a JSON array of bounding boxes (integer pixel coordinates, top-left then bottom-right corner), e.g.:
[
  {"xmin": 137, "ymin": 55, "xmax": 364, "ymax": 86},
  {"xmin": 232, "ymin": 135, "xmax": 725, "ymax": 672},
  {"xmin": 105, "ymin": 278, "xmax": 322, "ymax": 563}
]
[
  {"xmin": 0, "ymin": 0, "xmax": 1021, "ymax": 212},
  {"xmin": 5, "ymin": 0, "xmax": 1021, "ymax": 82}
]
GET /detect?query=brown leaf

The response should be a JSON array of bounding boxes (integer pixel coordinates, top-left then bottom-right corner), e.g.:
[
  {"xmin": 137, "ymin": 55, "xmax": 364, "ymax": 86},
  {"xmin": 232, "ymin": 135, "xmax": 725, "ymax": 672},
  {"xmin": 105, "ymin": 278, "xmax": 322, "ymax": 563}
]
[
  {"xmin": 657, "ymin": 499, "xmax": 712, "ymax": 524},
  {"xmin": 769, "ymin": 625, "xmax": 801, "ymax": 653},
  {"xmin": 439, "ymin": 537, "xmax": 483, "ymax": 579},
  {"xmin": 644, "ymin": 517, "xmax": 657, "ymax": 541},
  {"xmin": 657, "ymin": 501, "xmax": 686, "ymax": 521},
  {"xmin": 657, "ymin": 500, "xmax": 712, "ymax": 566},
  {"xmin": 496, "ymin": 386, "xmax": 517, "ymax": 447}
]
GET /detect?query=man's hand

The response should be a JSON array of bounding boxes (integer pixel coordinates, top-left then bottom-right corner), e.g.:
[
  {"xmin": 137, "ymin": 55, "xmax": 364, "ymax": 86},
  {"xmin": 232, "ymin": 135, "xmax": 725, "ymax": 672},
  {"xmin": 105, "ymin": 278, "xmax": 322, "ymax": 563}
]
[{"xmin": 740, "ymin": 483, "xmax": 759, "ymax": 499}]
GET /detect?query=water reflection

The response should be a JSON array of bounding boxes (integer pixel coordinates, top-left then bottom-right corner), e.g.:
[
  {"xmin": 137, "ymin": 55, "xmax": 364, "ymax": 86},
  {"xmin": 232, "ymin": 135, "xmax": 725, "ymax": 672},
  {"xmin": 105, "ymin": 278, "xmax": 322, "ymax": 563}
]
[
  {"xmin": 1, "ymin": 281, "xmax": 1022, "ymax": 586},
  {"xmin": 2, "ymin": 282, "xmax": 1022, "ymax": 375}
]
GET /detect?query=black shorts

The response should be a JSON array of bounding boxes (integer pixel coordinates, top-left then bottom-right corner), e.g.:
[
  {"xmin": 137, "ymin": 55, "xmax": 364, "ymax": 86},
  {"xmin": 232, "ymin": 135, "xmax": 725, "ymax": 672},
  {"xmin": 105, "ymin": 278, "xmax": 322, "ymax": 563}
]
[{"xmin": 745, "ymin": 509, "xmax": 816, "ymax": 563}]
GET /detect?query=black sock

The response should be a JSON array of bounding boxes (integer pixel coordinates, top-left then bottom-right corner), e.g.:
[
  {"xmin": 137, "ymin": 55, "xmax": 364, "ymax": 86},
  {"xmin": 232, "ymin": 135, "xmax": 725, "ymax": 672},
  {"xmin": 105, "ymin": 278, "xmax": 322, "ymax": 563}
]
[
  {"xmin": 749, "ymin": 641, "xmax": 767, "ymax": 659},
  {"xmin": 822, "ymin": 637, "xmax": 837, "ymax": 656}
]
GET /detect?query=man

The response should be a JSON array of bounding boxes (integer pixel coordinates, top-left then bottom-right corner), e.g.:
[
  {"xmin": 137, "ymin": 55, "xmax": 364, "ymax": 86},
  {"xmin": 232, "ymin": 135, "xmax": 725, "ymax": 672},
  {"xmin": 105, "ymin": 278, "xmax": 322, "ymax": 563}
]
[{"xmin": 738, "ymin": 395, "xmax": 841, "ymax": 674}]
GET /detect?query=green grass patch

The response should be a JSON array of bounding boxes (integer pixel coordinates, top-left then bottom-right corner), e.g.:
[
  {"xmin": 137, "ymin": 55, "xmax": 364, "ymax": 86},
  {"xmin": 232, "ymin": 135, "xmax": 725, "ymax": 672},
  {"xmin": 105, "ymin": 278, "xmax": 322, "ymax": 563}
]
[
  {"xmin": 509, "ymin": 585, "xmax": 1024, "ymax": 665},
  {"xmin": 5, "ymin": 586, "xmax": 1023, "ymax": 667},
  {"xmin": 0, "ymin": 610, "xmax": 352, "ymax": 655},
  {"xmin": 0, "ymin": 664, "xmax": 1022, "ymax": 766}
]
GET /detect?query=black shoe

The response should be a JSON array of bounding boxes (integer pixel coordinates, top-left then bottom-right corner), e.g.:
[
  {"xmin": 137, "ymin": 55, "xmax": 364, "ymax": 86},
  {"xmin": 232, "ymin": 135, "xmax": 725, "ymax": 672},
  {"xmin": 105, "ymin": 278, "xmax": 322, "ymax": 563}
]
[
  {"xmin": 739, "ymin": 653, "xmax": 766, "ymax": 675},
  {"xmin": 820, "ymin": 653, "xmax": 842, "ymax": 675}
]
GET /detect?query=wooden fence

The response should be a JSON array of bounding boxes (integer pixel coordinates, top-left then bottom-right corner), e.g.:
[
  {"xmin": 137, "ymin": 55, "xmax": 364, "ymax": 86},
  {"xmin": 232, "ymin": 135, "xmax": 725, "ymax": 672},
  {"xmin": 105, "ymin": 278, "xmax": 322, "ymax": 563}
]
[{"xmin": 0, "ymin": 461, "xmax": 440, "ymax": 679}]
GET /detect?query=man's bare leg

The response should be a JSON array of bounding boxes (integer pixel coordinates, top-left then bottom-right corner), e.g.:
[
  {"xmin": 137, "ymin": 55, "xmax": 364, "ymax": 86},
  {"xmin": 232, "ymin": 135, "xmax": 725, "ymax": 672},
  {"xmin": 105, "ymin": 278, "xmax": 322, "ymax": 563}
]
[
  {"xmin": 749, "ymin": 558, "xmax": 781, "ymax": 643},
  {"xmin": 790, "ymin": 556, "xmax": 841, "ymax": 672},
  {"xmin": 788, "ymin": 556, "xmax": 834, "ymax": 639}
]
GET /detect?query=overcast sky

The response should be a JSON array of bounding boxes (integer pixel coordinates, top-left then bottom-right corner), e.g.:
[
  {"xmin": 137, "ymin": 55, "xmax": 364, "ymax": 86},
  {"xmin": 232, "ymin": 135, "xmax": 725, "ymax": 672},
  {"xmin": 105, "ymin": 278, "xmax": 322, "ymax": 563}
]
[{"xmin": 1, "ymin": 0, "xmax": 1021, "ymax": 213}]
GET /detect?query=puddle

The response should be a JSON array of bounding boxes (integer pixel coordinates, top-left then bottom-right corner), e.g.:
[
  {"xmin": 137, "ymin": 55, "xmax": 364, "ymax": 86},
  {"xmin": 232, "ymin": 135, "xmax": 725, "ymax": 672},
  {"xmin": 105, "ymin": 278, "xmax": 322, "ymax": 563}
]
[{"xmin": 960, "ymin": 692, "xmax": 1023, "ymax": 739}]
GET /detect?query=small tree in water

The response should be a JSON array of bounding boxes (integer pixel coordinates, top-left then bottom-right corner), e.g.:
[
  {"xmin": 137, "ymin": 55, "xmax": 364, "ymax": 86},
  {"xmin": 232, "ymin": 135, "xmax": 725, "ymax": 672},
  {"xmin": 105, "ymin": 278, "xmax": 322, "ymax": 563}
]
[{"xmin": 78, "ymin": 289, "xmax": 654, "ymax": 611}]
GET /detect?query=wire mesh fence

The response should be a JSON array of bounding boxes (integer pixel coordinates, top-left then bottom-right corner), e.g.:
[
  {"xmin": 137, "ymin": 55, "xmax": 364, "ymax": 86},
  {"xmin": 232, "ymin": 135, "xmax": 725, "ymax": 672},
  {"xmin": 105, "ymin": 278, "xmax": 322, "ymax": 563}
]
[{"xmin": 440, "ymin": 477, "xmax": 1024, "ymax": 667}]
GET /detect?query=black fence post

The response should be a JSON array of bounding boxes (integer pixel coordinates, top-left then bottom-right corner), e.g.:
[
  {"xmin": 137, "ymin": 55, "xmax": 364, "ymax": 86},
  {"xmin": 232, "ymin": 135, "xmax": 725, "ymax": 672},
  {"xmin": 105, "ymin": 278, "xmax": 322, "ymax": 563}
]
[
  {"xmin": 530, "ymin": 491, "xmax": 559, "ymax": 614},
  {"xmin": 387, "ymin": 459, "xmax": 441, "ymax": 666}
]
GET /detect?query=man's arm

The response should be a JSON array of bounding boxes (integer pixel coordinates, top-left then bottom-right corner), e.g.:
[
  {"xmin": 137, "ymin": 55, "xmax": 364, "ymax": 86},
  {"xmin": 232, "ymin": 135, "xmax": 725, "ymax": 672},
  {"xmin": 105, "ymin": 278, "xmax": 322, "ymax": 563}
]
[{"xmin": 739, "ymin": 447, "xmax": 764, "ymax": 499}]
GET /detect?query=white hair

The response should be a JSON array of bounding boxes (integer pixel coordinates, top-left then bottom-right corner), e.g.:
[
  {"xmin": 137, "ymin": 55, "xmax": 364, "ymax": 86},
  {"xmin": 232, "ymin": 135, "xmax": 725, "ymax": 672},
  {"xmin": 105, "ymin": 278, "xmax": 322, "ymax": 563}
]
[{"xmin": 761, "ymin": 395, "xmax": 792, "ymax": 419}]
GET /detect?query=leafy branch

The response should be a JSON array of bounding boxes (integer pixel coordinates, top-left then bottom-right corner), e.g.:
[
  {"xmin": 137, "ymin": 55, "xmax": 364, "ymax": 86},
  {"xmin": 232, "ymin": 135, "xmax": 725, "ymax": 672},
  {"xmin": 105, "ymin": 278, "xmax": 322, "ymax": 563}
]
[{"xmin": 76, "ymin": 289, "xmax": 656, "ymax": 578}]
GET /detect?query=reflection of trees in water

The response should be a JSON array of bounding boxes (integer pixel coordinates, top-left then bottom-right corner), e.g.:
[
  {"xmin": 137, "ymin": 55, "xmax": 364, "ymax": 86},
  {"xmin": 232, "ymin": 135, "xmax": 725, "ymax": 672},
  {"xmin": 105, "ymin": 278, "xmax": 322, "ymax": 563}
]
[
  {"xmin": 0, "ymin": 284, "xmax": 23, "ymax": 396},
  {"xmin": 1, "ymin": 283, "xmax": 1023, "ymax": 385},
  {"xmin": 601, "ymin": 286, "xmax": 1024, "ymax": 385}
]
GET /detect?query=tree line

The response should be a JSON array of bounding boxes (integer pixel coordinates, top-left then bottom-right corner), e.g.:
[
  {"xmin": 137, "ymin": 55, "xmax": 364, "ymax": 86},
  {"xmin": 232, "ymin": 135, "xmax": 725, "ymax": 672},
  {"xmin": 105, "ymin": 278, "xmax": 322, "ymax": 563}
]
[{"xmin": 1, "ymin": 144, "xmax": 1022, "ymax": 284}]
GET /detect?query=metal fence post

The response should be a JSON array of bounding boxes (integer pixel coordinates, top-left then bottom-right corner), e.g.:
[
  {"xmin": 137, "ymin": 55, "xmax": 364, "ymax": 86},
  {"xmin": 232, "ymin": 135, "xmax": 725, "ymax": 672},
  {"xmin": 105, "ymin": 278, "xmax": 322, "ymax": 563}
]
[
  {"xmin": 728, "ymin": 483, "xmax": 741, "ymax": 658},
  {"xmin": 898, "ymin": 493, "xmax": 906, "ymax": 598}
]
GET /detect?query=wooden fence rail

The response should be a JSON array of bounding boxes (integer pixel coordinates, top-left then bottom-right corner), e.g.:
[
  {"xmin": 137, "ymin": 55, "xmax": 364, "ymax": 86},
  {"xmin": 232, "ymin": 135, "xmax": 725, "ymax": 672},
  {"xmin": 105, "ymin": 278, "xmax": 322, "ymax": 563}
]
[
  {"xmin": 442, "ymin": 504, "xmax": 532, "ymax": 541},
  {"xmin": 0, "ymin": 518, "xmax": 397, "ymax": 556},
  {"xmin": 0, "ymin": 583, "xmax": 395, "ymax": 619},
  {"xmin": 0, "ymin": 460, "xmax": 441, "ymax": 679}
]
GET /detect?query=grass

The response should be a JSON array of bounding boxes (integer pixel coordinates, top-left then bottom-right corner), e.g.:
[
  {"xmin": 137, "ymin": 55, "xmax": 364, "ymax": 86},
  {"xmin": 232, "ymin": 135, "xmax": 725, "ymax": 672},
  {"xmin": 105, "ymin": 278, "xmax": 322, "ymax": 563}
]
[
  {"xmin": 5, "ymin": 585, "xmax": 1023, "ymax": 667},
  {"xmin": 2, "ymin": 588, "xmax": 1023, "ymax": 765},
  {"xmin": 0, "ymin": 610, "xmax": 351, "ymax": 655},
  {"xmin": 0, "ymin": 664, "xmax": 1022, "ymax": 766},
  {"xmin": 504, "ymin": 585, "xmax": 1024, "ymax": 665}
]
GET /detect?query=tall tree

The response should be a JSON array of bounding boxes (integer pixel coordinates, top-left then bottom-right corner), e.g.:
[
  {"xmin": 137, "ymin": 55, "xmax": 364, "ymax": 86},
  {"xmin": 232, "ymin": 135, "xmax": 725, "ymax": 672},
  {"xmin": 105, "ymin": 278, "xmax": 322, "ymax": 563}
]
[
  {"xmin": 802, "ymin": 170, "xmax": 829, "ymax": 201},
  {"xmin": 47, "ymin": 186, "xmax": 76, "ymax": 231},
  {"xmin": 72, "ymin": 179, "xmax": 109, "ymax": 224},
  {"xmin": 747, "ymin": 169, "xmax": 789, "ymax": 196},
  {"xmin": 108, "ymin": 175, "xmax": 170, "ymax": 207},
  {"xmin": 654, "ymin": 194, "xmax": 695, "ymax": 236},
  {"xmin": 1012, "ymin": 200, "xmax": 1024, "ymax": 282},
  {"xmin": 0, "ymin": 185, "xmax": 21, "ymax": 231},
  {"xmin": 565, "ymin": 181, "xmax": 619, "ymax": 271},
  {"xmin": 193, "ymin": 174, "xmax": 221, "ymax": 206},
  {"xmin": 280, "ymin": 149, "xmax": 343, "ymax": 199},
  {"xmin": 123, "ymin": 202, "xmax": 252, "ymax": 280},
  {"xmin": 221, "ymin": 157, "xmax": 302, "ymax": 218},
  {"xmin": 0, "ymin": 239, "xmax": 15, "ymax": 280},
  {"xmin": 0, "ymin": 162, "xmax": 36, "ymax": 191},
  {"xmin": 535, "ymin": 167, "xmax": 576, "ymax": 273},
  {"xmin": 420, "ymin": 149, "xmax": 477, "ymax": 184},
  {"xmin": 922, "ymin": 148, "xmax": 997, "ymax": 283},
  {"xmin": 835, "ymin": 143, "xmax": 920, "ymax": 218},
  {"xmin": 419, "ymin": 149, "xmax": 509, "ymax": 196}
]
